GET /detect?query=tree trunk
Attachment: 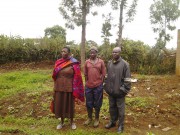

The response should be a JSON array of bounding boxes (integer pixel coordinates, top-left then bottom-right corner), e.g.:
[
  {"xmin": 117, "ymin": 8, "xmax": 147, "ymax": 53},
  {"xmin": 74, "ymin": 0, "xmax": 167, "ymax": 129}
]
[
  {"xmin": 81, "ymin": 1, "xmax": 87, "ymax": 73},
  {"xmin": 118, "ymin": 0, "xmax": 124, "ymax": 47}
]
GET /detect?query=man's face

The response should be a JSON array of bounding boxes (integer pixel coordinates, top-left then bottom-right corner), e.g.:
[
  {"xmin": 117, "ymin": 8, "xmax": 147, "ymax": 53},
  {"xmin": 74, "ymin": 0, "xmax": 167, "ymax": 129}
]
[
  {"xmin": 89, "ymin": 49, "xmax": 97, "ymax": 59},
  {"xmin": 112, "ymin": 48, "xmax": 120, "ymax": 60}
]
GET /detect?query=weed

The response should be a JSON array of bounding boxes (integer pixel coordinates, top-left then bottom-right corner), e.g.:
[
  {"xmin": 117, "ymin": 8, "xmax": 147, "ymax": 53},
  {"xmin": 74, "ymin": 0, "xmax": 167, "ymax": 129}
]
[
  {"xmin": 41, "ymin": 102, "xmax": 49, "ymax": 111},
  {"xmin": 172, "ymin": 103, "xmax": 180, "ymax": 110},
  {"xmin": 101, "ymin": 95, "xmax": 109, "ymax": 117},
  {"xmin": 7, "ymin": 106, "xmax": 18, "ymax": 114},
  {"xmin": 126, "ymin": 97, "xmax": 153, "ymax": 108},
  {"xmin": 147, "ymin": 131, "xmax": 155, "ymax": 135}
]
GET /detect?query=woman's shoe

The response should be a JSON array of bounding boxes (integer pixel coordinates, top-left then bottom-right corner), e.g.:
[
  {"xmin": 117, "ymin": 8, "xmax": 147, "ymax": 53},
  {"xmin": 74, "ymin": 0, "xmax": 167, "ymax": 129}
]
[
  {"xmin": 71, "ymin": 123, "xmax": 77, "ymax": 130},
  {"xmin": 56, "ymin": 123, "xmax": 63, "ymax": 129}
]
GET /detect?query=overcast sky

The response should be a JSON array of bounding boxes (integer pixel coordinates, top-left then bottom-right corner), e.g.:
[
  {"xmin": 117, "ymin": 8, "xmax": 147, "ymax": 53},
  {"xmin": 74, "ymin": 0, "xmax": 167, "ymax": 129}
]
[{"xmin": 0, "ymin": 0, "xmax": 179, "ymax": 49}]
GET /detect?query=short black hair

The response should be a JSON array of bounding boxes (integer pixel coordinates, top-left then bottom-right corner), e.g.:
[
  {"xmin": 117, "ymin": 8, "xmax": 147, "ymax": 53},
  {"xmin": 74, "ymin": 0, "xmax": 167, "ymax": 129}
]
[{"xmin": 63, "ymin": 46, "xmax": 70, "ymax": 53}]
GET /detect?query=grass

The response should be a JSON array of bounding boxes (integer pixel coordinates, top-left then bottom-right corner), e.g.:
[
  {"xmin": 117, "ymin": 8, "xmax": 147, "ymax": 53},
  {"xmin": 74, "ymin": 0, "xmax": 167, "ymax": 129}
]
[
  {"xmin": 0, "ymin": 116, "xmax": 61, "ymax": 135},
  {"xmin": 0, "ymin": 70, "xmax": 52, "ymax": 99},
  {"xmin": 0, "ymin": 116, "xmax": 119, "ymax": 135},
  {"xmin": 126, "ymin": 97, "xmax": 154, "ymax": 108},
  {"xmin": 0, "ymin": 70, "xmax": 179, "ymax": 134},
  {"xmin": 0, "ymin": 70, "xmax": 115, "ymax": 135},
  {"xmin": 172, "ymin": 103, "xmax": 180, "ymax": 110},
  {"xmin": 101, "ymin": 94, "xmax": 110, "ymax": 117},
  {"xmin": 0, "ymin": 70, "xmax": 131, "ymax": 134},
  {"xmin": 133, "ymin": 74, "xmax": 175, "ymax": 80}
]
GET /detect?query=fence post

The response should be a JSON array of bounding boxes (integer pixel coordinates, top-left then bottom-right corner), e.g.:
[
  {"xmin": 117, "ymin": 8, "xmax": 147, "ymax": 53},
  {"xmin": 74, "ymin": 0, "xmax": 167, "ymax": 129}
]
[{"xmin": 176, "ymin": 29, "xmax": 180, "ymax": 76}]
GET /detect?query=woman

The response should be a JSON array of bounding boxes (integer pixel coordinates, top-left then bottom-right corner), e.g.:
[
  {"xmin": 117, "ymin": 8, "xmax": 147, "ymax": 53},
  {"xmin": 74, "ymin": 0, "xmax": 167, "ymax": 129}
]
[{"xmin": 52, "ymin": 46, "xmax": 84, "ymax": 130}]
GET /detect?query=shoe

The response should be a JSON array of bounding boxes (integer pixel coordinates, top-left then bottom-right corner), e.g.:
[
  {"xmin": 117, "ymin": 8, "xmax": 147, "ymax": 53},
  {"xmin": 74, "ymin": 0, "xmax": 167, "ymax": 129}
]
[
  {"xmin": 84, "ymin": 118, "xmax": 92, "ymax": 126},
  {"xmin": 117, "ymin": 126, "xmax": 124, "ymax": 133},
  {"xmin": 71, "ymin": 123, "xmax": 77, "ymax": 130},
  {"xmin": 56, "ymin": 123, "xmax": 63, "ymax": 129},
  {"xmin": 93, "ymin": 119, "xmax": 99, "ymax": 127},
  {"xmin": 105, "ymin": 122, "xmax": 116, "ymax": 129}
]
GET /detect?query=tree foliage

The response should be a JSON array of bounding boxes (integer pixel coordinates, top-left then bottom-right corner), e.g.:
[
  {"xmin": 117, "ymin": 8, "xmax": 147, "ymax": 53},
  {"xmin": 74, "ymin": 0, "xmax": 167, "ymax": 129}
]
[
  {"xmin": 110, "ymin": 0, "xmax": 138, "ymax": 47},
  {"xmin": 150, "ymin": 0, "xmax": 180, "ymax": 48},
  {"xmin": 101, "ymin": 13, "xmax": 113, "ymax": 44},
  {"xmin": 0, "ymin": 34, "xmax": 68, "ymax": 63},
  {"xmin": 59, "ymin": 0, "xmax": 107, "ymax": 29},
  {"xmin": 44, "ymin": 25, "xmax": 66, "ymax": 40},
  {"xmin": 59, "ymin": 0, "xmax": 108, "ymax": 72},
  {"xmin": 0, "ymin": 34, "xmax": 176, "ymax": 74}
]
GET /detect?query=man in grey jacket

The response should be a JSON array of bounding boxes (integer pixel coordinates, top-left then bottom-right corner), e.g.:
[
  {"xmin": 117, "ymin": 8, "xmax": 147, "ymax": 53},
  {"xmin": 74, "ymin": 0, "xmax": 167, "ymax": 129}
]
[{"xmin": 104, "ymin": 47, "xmax": 131, "ymax": 133}]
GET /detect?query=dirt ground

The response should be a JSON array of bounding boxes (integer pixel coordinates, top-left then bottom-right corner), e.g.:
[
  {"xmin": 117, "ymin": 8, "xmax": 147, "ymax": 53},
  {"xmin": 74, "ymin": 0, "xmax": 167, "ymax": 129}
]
[{"xmin": 0, "ymin": 62, "xmax": 180, "ymax": 135}]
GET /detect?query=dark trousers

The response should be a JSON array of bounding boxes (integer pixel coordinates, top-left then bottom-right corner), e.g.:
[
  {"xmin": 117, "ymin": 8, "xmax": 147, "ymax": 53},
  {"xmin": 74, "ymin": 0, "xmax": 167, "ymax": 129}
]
[
  {"xmin": 85, "ymin": 84, "xmax": 103, "ymax": 118},
  {"xmin": 108, "ymin": 95, "xmax": 125, "ymax": 127}
]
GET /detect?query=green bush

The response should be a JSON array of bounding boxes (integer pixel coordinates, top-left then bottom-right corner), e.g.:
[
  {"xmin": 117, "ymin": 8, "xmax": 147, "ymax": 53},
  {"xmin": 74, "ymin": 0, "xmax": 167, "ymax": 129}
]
[{"xmin": 0, "ymin": 35, "xmax": 176, "ymax": 74}]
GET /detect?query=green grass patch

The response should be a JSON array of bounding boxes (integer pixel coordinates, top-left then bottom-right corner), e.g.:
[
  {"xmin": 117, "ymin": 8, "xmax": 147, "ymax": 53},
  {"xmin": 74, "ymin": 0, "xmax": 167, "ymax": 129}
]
[
  {"xmin": 0, "ymin": 70, "xmax": 52, "ymax": 99},
  {"xmin": 0, "ymin": 126, "xmax": 25, "ymax": 135},
  {"xmin": 101, "ymin": 95, "xmax": 109, "ymax": 117},
  {"xmin": 134, "ymin": 74, "xmax": 174, "ymax": 80},
  {"xmin": 0, "ymin": 116, "xmax": 120, "ymax": 135},
  {"xmin": 126, "ymin": 97, "xmax": 153, "ymax": 108}
]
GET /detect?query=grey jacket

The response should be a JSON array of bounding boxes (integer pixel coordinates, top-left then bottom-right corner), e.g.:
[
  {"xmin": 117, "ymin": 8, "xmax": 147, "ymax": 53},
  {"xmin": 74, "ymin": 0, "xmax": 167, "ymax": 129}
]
[{"xmin": 104, "ymin": 57, "xmax": 131, "ymax": 97}]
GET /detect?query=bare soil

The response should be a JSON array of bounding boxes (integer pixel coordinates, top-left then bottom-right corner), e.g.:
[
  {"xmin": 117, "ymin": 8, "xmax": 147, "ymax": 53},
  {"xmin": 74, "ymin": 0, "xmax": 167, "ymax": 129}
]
[{"xmin": 0, "ymin": 62, "xmax": 180, "ymax": 135}]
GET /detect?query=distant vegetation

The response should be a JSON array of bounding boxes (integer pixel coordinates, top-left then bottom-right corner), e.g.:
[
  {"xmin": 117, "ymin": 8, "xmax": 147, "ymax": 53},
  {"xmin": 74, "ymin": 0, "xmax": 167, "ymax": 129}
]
[{"xmin": 0, "ymin": 34, "xmax": 176, "ymax": 74}]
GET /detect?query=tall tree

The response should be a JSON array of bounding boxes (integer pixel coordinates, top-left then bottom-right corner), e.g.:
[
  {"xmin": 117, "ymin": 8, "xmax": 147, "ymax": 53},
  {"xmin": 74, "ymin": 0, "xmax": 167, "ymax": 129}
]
[
  {"xmin": 44, "ymin": 25, "xmax": 66, "ymax": 40},
  {"xmin": 44, "ymin": 25, "xmax": 66, "ymax": 59},
  {"xmin": 100, "ymin": 13, "xmax": 113, "ymax": 63},
  {"xmin": 101, "ymin": 13, "xmax": 113, "ymax": 44},
  {"xmin": 150, "ymin": 0, "xmax": 180, "ymax": 49},
  {"xmin": 59, "ymin": 0, "xmax": 108, "ymax": 72},
  {"xmin": 110, "ymin": 0, "xmax": 138, "ymax": 47}
]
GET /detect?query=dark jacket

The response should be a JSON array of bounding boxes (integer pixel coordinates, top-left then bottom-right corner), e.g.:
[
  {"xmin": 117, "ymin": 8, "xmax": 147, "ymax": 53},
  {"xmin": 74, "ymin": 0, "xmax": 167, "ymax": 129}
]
[{"xmin": 104, "ymin": 57, "xmax": 131, "ymax": 98}]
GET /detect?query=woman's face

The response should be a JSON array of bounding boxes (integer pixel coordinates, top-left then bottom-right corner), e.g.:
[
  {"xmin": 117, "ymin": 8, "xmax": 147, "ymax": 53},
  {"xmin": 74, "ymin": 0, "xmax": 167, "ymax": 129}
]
[{"xmin": 61, "ymin": 48, "xmax": 69, "ymax": 59}]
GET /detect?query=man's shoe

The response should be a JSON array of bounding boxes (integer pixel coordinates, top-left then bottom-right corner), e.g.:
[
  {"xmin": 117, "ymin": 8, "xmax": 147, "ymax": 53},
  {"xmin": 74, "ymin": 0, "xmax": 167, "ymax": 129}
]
[
  {"xmin": 93, "ymin": 119, "xmax": 99, "ymax": 127},
  {"xmin": 105, "ymin": 122, "xmax": 116, "ymax": 129},
  {"xmin": 84, "ymin": 118, "xmax": 92, "ymax": 126},
  {"xmin": 117, "ymin": 126, "xmax": 124, "ymax": 133}
]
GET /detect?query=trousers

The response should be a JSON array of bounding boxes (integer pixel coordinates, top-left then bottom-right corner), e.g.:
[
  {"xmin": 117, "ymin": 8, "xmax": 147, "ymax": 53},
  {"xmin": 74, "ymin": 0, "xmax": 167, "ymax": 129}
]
[
  {"xmin": 108, "ymin": 95, "xmax": 125, "ymax": 127},
  {"xmin": 85, "ymin": 83, "xmax": 103, "ymax": 111}
]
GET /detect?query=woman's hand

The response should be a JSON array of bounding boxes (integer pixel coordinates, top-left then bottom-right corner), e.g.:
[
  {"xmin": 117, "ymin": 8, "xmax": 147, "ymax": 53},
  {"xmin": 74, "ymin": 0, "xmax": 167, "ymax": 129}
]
[{"xmin": 74, "ymin": 98, "xmax": 82, "ymax": 105}]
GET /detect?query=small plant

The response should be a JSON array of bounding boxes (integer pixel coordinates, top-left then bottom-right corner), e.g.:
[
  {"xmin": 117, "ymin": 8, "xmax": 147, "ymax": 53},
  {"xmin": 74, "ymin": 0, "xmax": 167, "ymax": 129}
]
[
  {"xmin": 126, "ymin": 97, "xmax": 153, "ymax": 108},
  {"xmin": 147, "ymin": 131, "xmax": 155, "ymax": 135},
  {"xmin": 7, "ymin": 106, "xmax": 18, "ymax": 114}
]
